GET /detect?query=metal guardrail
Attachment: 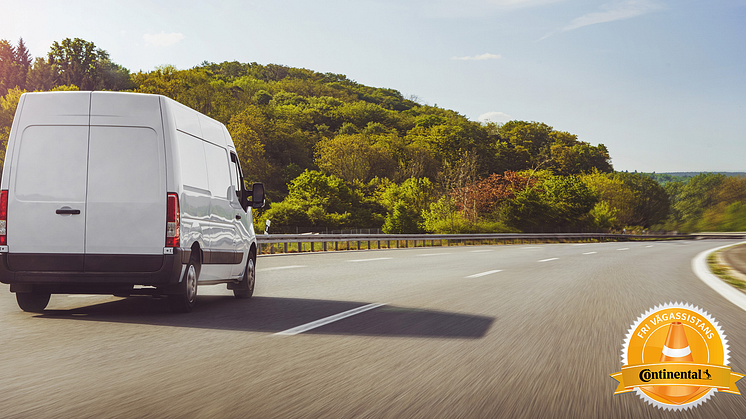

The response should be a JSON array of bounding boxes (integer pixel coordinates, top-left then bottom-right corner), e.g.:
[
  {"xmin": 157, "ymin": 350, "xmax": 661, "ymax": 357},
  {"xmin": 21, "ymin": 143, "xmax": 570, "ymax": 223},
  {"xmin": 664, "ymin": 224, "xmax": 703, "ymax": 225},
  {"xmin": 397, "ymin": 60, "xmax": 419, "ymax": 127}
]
[{"xmin": 254, "ymin": 232, "xmax": 726, "ymax": 255}]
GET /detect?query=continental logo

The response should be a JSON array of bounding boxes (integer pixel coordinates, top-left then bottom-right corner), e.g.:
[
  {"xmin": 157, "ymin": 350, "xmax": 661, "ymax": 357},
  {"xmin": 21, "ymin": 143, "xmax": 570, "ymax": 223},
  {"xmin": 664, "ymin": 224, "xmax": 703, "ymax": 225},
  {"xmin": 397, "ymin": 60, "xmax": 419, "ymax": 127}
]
[{"xmin": 610, "ymin": 303, "xmax": 743, "ymax": 410}]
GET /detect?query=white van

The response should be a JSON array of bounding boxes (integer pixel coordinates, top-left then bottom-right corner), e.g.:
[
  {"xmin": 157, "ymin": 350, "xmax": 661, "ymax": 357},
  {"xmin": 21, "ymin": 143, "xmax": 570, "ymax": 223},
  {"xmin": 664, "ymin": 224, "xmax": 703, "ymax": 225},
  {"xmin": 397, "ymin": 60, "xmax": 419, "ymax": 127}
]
[{"xmin": 0, "ymin": 91, "xmax": 265, "ymax": 313}]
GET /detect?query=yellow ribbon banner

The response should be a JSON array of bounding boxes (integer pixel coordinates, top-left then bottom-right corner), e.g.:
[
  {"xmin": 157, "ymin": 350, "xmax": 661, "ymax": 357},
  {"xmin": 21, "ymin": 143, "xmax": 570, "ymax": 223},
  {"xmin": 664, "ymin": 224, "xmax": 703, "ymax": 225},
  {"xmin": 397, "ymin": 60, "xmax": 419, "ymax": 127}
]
[{"xmin": 611, "ymin": 363, "xmax": 744, "ymax": 395}]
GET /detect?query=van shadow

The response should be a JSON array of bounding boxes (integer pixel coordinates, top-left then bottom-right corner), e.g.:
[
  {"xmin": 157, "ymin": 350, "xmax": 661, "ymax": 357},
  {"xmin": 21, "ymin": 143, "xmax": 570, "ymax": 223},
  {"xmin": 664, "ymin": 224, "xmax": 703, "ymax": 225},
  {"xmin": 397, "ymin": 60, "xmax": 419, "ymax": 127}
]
[{"xmin": 37, "ymin": 296, "xmax": 494, "ymax": 339}]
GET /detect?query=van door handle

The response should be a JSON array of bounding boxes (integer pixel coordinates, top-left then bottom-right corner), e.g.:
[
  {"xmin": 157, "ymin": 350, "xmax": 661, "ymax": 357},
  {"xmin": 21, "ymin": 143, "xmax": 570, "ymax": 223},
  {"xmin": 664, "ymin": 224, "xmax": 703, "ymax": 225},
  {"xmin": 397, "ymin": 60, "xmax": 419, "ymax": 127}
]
[
  {"xmin": 56, "ymin": 208, "xmax": 81, "ymax": 215},
  {"xmin": 235, "ymin": 215, "xmax": 241, "ymax": 220}
]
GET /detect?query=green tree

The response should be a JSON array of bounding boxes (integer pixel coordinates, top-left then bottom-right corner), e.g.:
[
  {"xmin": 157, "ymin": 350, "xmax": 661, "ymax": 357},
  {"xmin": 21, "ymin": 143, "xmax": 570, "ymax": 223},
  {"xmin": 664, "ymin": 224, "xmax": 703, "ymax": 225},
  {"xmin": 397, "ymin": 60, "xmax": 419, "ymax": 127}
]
[
  {"xmin": 0, "ymin": 39, "xmax": 27, "ymax": 95},
  {"xmin": 382, "ymin": 200, "xmax": 420, "ymax": 233},
  {"xmin": 26, "ymin": 57, "xmax": 59, "ymax": 91},
  {"xmin": 315, "ymin": 133, "xmax": 396, "ymax": 182},
  {"xmin": 501, "ymin": 175, "xmax": 598, "ymax": 231},
  {"xmin": 48, "ymin": 38, "xmax": 110, "ymax": 90}
]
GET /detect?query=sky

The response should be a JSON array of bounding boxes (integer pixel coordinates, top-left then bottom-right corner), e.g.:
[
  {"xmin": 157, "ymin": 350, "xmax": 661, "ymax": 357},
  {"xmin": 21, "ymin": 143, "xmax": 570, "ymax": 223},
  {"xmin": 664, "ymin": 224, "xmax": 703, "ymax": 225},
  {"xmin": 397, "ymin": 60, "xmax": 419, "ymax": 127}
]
[{"xmin": 1, "ymin": 0, "xmax": 745, "ymax": 172}]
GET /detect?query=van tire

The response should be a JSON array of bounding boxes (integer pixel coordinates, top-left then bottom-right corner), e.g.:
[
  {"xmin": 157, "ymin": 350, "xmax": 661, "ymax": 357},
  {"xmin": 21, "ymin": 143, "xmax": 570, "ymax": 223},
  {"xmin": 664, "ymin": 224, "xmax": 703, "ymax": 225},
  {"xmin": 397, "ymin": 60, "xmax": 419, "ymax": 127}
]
[
  {"xmin": 233, "ymin": 256, "xmax": 255, "ymax": 299},
  {"xmin": 169, "ymin": 260, "xmax": 199, "ymax": 313},
  {"xmin": 16, "ymin": 292, "xmax": 51, "ymax": 313}
]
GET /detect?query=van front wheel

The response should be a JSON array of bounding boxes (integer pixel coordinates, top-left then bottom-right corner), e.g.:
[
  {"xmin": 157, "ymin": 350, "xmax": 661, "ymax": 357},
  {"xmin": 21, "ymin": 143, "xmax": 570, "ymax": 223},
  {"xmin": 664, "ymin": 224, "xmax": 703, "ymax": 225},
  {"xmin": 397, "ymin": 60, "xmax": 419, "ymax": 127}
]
[
  {"xmin": 16, "ymin": 292, "xmax": 51, "ymax": 313},
  {"xmin": 233, "ymin": 256, "xmax": 255, "ymax": 299},
  {"xmin": 169, "ymin": 261, "xmax": 198, "ymax": 313}
]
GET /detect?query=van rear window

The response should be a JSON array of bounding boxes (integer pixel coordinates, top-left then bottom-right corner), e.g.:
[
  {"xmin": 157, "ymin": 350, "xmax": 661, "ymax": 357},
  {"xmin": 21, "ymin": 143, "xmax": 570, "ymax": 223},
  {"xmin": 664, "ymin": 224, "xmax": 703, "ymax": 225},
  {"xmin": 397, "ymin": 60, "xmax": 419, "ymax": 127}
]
[{"xmin": 14, "ymin": 125, "xmax": 88, "ymax": 202}]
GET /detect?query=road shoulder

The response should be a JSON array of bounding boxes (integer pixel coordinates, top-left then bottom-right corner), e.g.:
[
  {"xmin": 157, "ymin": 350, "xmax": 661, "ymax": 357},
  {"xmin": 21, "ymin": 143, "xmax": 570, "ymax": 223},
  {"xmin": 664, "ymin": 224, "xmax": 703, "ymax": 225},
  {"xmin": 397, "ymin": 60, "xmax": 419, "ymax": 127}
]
[{"xmin": 692, "ymin": 241, "xmax": 746, "ymax": 313}]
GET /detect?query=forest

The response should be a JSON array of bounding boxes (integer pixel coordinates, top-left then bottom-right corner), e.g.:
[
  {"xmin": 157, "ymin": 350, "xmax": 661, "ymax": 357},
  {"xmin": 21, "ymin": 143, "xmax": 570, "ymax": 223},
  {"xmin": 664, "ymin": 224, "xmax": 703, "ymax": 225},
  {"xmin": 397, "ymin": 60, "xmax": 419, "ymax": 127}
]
[{"xmin": 1, "ymin": 37, "xmax": 744, "ymax": 234}]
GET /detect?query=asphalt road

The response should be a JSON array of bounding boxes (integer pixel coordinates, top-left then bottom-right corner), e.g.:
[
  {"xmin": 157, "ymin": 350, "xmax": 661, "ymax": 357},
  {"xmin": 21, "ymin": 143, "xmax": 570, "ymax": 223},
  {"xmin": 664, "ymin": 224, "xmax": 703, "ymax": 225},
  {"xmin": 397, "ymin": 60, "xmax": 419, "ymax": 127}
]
[{"xmin": 1, "ymin": 239, "xmax": 745, "ymax": 418}]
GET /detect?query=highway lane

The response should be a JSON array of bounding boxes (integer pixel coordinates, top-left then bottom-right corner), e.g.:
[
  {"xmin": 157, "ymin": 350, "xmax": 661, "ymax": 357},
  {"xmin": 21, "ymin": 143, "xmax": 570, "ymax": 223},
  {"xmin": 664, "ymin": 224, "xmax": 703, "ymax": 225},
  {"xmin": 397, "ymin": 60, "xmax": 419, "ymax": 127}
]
[{"xmin": 1, "ymin": 239, "xmax": 745, "ymax": 418}]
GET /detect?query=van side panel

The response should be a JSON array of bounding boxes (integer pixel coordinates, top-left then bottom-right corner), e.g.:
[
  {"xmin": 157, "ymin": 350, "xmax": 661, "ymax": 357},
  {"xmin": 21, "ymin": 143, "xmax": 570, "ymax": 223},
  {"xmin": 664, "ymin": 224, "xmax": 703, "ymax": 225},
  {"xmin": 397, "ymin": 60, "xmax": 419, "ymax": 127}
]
[
  {"xmin": 201, "ymin": 142, "xmax": 236, "ymax": 280},
  {"xmin": 198, "ymin": 115, "xmax": 226, "ymax": 147},
  {"xmin": 170, "ymin": 102, "xmax": 202, "ymax": 139}
]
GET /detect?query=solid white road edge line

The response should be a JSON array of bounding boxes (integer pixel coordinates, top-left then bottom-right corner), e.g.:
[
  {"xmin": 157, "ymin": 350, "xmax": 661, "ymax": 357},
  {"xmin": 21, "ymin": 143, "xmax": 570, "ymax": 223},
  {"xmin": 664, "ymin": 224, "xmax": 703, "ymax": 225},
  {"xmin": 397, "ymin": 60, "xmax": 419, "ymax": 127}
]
[
  {"xmin": 257, "ymin": 265, "xmax": 307, "ymax": 272},
  {"xmin": 417, "ymin": 253, "xmax": 452, "ymax": 257},
  {"xmin": 692, "ymin": 240, "xmax": 746, "ymax": 313},
  {"xmin": 274, "ymin": 303, "xmax": 387, "ymax": 336},
  {"xmin": 346, "ymin": 257, "xmax": 393, "ymax": 262},
  {"xmin": 538, "ymin": 258, "xmax": 559, "ymax": 262},
  {"xmin": 465, "ymin": 270, "xmax": 503, "ymax": 278}
]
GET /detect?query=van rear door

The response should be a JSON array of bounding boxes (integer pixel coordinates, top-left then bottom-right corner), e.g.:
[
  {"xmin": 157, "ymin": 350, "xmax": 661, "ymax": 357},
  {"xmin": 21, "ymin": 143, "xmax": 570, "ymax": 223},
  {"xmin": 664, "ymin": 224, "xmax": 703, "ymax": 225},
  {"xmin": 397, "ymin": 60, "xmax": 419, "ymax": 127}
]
[
  {"xmin": 6, "ymin": 93, "xmax": 91, "ymax": 271},
  {"xmin": 85, "ymin": 92, "xmax": 166, "ymax": 272}
]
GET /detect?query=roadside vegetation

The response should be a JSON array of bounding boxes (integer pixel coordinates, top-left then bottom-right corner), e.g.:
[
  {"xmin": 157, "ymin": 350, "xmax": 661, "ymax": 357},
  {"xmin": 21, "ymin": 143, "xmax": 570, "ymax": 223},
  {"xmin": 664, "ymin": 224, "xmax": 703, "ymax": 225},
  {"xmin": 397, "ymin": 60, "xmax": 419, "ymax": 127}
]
[
  {"xmin": 707, "ymin": 251, "xmax": 746, "ymax": 292},
  {"xmin": 1, "ymin": 37, "xmax": 744, "ymax": 234}
]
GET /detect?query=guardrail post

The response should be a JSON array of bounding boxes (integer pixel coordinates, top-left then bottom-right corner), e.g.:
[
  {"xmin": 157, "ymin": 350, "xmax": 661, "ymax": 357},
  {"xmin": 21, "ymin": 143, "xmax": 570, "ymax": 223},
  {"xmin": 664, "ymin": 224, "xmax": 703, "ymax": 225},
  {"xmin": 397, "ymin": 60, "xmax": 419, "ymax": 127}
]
[
  {"xmin": 323, "ymin": 241, "xmax": 327, "ymax": 251},
  {"xmin": 335, "ymin": 241, "xmax": 338, "ymax": 251}
]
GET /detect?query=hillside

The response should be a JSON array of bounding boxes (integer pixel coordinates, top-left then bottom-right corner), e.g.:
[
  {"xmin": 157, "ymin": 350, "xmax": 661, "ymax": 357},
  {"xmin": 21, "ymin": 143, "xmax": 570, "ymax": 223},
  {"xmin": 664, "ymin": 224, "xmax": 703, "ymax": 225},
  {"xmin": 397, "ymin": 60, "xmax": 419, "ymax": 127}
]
[{"xmin": 2, "ymin": 37, "xmax": 745, "ymax": 234}]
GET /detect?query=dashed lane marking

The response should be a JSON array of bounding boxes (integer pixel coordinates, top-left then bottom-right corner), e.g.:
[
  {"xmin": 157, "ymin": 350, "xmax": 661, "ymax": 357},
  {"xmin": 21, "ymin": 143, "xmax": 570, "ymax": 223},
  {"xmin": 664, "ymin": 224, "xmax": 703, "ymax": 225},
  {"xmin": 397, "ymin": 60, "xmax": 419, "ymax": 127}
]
[
  {"xmin": 465, "ymin": 270, "xmax": 503, "ymax": 278},
  {"xmin": 417, "ymin": 253, "xmax": 452, "ymax": 257},
  {"xmin": 538, "ymin": 258, "xmax": 559, "ymax": 262},
  {"xmin": 582, "ymin": 252, "xmax": 597, "ymax": 255},
  {"xmin": 274, "ymin": 303, "xmax": 386, "ymax": 336},
  {"xmin": 617, "ymin": 248, "xmax": 629, "ymax": 251},
  {"xmin": 346, "ymin": 257, "xmax": 393, "ymax": 262},
  {"xmin": 257, "ymin": 265, "xmax": 307, "ymax": 272},
  {"xmin": 470, "ymin": 249, "xmax": 494, "ymax": 253}
]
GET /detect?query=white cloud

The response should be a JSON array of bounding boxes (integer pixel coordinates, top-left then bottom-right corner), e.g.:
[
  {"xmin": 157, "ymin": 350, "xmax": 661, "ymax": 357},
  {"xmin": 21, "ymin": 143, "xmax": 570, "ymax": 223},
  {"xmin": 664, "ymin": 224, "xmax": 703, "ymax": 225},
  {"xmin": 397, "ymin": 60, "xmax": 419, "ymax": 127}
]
[
  {"xmin": 562, "ymin": 1, "xmax": 662, "ymax": 32},
  {"xmin": 478, "ymin": 111, "xmax": 512, "ymax": 123},
  {"xmin": 452, "ymin": 53, "xmax": 502, "ymax": 61},
  {"xmin": 143, "ymin": 31, "xmax": 185, "ymax": 47}
]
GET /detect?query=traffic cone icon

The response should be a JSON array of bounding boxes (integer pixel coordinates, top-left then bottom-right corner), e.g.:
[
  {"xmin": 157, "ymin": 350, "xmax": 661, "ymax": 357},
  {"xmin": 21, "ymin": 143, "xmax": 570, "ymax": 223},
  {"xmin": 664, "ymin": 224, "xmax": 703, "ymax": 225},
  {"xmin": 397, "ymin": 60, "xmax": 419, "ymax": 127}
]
[{"xmin": 648, "ymin": 322, "xmax": 708, "ymax": 404}]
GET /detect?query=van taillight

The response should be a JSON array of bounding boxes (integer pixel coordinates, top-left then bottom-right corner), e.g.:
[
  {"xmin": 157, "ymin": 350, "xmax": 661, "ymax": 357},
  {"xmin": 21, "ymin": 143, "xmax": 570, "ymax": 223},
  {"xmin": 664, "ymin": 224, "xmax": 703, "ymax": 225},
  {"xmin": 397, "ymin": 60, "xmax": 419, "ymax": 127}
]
[
  {"xmin": 166, "ymin": 193, "xmax": 180, "ymax": 247},
  {"xmin": 0, "ymin": 190, "xmax": 7, "ymax": 245}
]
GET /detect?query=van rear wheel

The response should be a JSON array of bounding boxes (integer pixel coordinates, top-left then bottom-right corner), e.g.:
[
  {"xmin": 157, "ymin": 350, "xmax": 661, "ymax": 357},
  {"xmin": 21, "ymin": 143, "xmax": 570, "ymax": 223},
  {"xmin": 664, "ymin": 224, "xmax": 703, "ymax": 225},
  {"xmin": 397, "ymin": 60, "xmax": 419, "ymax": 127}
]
[
  {"xmin": 233, "ymin": 256, "xmax": 255, "ymax": 299},
  {"xmin": 16, "ymin": 292, "xmax": 51, "ymax": 313},
  {"xmin": 169, "ymin": 260, "xmax": 198, "ymax": 313}
]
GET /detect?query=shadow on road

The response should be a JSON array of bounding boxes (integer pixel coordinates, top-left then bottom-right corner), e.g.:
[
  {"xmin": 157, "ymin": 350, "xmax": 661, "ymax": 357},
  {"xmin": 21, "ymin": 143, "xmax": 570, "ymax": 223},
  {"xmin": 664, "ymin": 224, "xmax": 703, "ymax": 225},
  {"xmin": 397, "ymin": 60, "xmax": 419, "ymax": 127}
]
[{"xmin": 36, "ymin": 296, "xmax": 494, "ymax": 339}]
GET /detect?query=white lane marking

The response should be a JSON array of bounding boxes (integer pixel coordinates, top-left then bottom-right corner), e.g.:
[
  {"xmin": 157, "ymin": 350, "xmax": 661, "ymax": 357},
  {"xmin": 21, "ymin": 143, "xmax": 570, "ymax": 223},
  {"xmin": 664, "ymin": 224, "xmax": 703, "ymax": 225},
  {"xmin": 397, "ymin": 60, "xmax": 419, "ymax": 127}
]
[
  {"xmin": 645, "ymin": 245, "xmax": 654, "ymax": 248},
  {"xmin": 274, "ymin": 303, "xmax": 386, "ymax": 336},
  {"xmin": 470, "ymin": 249, "xmax": 494, "ymax": 253},
  {"xmin": 583, "ymin": 252, "xmax": 597, "ymax": 255},
  {"xmin": 571, "ymin": 243, "xmax": 589, "ymax": 246},
  {"xmin": 538, "ymin": 258, "xmax": 559, "ymax": 262},
  {"xmin": 465, "ymin": 270, "xmax": 503, "ymax": 278},
  {"xmin": 417, "ymin": 253, "xmax": 452, "ymax": 257},
  {"xmin": 617, "ymin": 248, "xmax": 629, "ymax": 251},
  {"xmin": 257, "ymin": 265, "xmax": 307, "ymax": 272},
  {"xmin": 346, "ymin": 257, "xmax": 393, "ymax": 262},
  {"xmin": 522, "ymin": 246, "xmax": 541, "ymax": 249},
  {"xmin": 692, "ymin": 241, "xmax": 746, "ymax": 313}
]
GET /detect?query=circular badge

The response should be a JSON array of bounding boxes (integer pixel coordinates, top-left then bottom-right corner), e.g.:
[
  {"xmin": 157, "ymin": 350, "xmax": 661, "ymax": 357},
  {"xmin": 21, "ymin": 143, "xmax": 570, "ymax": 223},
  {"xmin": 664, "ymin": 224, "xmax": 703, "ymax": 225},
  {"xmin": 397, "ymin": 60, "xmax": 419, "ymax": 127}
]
[{"xmin": 610, "ymin": 302, "xmax": 743, "ymax": 410}]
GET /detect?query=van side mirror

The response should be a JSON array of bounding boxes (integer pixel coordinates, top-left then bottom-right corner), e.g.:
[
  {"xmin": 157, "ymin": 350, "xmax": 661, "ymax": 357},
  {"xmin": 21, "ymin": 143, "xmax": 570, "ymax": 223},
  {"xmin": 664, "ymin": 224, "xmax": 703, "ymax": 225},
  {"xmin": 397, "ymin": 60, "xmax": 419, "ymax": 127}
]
[{"xmin": 250, "ymin": 183, "xmax": 265, "ymax": 209}]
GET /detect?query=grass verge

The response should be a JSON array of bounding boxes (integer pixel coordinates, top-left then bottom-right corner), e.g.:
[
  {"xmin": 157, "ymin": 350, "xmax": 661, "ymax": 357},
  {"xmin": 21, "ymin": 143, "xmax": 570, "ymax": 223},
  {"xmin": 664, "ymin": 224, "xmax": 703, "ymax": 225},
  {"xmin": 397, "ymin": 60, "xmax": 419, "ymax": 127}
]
[{"xmin": 708, "ymin": 251, "xmax": 746, "ymax": 292}]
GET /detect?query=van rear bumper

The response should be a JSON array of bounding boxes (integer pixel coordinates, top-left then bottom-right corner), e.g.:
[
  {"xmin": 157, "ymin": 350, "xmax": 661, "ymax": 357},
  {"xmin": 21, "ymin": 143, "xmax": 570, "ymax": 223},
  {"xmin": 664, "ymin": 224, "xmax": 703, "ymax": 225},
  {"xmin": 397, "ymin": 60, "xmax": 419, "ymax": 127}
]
[{"xmin": 0, "ymin": 250, "xmax": 185, "ymax": 293}]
